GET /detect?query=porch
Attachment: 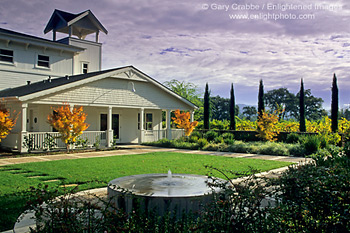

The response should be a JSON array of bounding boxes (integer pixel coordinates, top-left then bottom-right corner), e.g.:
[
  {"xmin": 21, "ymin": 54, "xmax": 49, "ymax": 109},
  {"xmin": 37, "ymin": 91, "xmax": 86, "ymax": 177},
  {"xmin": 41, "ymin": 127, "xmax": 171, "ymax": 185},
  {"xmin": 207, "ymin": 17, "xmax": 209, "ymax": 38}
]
[{"xmin": 2, "ymin": 129, "xmax": 184, "ymax": 152}]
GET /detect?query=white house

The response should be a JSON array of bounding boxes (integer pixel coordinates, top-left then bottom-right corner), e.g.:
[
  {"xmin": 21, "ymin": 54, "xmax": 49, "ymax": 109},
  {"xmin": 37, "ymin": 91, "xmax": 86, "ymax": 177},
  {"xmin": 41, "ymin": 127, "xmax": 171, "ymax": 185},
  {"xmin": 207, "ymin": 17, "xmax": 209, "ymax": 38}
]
[{"xmin": 0, "ymin": 10, "xmax": 197, "ymax": 152}]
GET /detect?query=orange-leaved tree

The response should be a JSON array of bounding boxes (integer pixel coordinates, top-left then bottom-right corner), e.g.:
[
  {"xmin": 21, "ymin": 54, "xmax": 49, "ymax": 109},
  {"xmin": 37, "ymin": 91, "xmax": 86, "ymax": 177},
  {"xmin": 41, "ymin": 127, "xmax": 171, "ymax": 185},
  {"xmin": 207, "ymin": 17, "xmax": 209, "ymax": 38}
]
[
  {"xmin": 47, "ymin": 104, "xmax": 89, "ymax": 150},
  {"xmin": 256, "ymin": 110, "xmax": 280, "ymax": 142},
  {"xmin": 172, "ymin": 109, "xmax": 198, "ymax": 136},
  {"xmin": 0, "ymin": 102, "xmax": 17, "ymax": 142}
]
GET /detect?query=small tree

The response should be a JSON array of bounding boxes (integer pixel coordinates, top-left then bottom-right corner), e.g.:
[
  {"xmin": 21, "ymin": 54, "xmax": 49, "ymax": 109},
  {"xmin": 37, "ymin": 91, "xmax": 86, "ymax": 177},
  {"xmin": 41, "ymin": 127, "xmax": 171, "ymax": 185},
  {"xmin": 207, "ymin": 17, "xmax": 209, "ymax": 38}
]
[
  {"xmin": 0, "ymin": 103, "xmax": 17, "ymax": 142},
  {"xmin": 204, "ymin": 83, "xmax": 210, "ymax": 130},
  {"xmin": 47, "ymin": 104, "xmax": 89, "ymax": 150},
  {"xmin": 172, "ymin": 109, "xmax": 198, "ymax": 136},
  {"xmin": 299, "ymin": 79, "xmax": 306, "ymax": 132},
  {"xmin": 256, "ymin": 110, "xmax": 281, "ymax": 142},
  {"xmin": 229, "ymin": 83, "xmax": 236, "ymax": 130},
  {"xmin": 258, "ymin": 79, "xmax": 265, "ymax": 117},
  {"xmin": 331, "ymin": 73, "xmax": 339, "ymax": 133}
]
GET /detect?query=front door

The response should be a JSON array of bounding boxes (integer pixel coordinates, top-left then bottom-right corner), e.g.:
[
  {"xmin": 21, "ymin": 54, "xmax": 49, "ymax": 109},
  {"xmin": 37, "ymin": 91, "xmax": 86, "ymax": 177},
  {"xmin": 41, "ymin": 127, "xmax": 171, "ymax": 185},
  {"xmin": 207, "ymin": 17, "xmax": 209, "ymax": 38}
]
[{"xmin": 100, "ymin": 114, "xmax": 120, "ymax": 140}]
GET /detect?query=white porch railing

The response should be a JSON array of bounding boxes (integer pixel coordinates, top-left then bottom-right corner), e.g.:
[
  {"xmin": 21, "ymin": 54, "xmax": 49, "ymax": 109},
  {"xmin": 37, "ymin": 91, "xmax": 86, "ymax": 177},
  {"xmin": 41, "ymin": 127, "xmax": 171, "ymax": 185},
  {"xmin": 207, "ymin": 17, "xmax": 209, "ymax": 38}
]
[
  {"xmin": 24, "ymin": 131, "xmax": 106, "ymax": 151},
  {"xmin": 141, "ymin": 129, "xmax": 184, "ymax": 143}
]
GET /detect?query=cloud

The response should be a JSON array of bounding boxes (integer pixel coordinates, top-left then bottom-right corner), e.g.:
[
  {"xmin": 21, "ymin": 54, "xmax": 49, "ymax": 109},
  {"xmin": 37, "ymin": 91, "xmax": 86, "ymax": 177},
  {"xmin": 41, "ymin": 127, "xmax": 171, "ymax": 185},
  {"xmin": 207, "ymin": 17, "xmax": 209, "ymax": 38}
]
[{"xmin": 0, "ymin": 0, "xmax": 349, "ymax": 109}]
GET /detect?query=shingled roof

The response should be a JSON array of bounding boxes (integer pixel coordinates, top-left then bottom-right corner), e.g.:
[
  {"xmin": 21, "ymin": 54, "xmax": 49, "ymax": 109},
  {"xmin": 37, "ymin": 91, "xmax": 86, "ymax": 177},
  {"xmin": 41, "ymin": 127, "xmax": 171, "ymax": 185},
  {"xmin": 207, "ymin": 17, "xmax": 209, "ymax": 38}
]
[{"xmin": 0, "ymin": 67, "xmax": 126, "ymax": 98}]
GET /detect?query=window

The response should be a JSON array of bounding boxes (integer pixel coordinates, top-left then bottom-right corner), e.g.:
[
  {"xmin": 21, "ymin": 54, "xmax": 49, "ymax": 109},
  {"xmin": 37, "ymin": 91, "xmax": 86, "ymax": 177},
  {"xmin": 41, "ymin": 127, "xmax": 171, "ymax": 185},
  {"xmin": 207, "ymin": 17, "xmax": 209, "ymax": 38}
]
[
  {"xmin": 82, "ymin": 63, "xmax": 88, "ymax": 74},
  {"xmin": 37, "ymin": 55, "xmax": 50, "ymax": 68},
  {"xmin": 0, "ymin": 49, "xmax": 13, "ymax": 63},
  {"xmin": 145, "ymin": 113, "xmax": 153, "ymax": 130},
  {"xmin": 138, "ymin": 113, "xmax": 153, "ymax": 130}
]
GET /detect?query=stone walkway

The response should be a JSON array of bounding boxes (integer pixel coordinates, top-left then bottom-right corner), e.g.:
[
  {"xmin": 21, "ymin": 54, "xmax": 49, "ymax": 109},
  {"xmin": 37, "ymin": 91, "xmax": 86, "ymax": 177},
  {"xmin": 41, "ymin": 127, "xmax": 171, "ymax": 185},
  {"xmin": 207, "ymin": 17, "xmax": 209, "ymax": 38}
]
[
  {"xmin": 1, "ymin": 145, "xmax": 313, "ymax": 233},
  {"xmin": 0, "ymin": 144, "xmax": 311, "ymax": 166}
]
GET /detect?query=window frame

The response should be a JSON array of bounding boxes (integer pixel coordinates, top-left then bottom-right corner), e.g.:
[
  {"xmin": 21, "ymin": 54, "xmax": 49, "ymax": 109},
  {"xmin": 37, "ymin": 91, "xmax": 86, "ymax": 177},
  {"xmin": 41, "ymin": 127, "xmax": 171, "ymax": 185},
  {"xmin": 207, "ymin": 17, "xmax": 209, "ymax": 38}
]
[
  {"xmin": 82, "ymin": 62, "xmax": 89, "ymax": 74},
  {"xmin": 36, "ymin": 54, "xmax": 50, "ymax": 68},
  {"xmin": 0, "ymin": 48, "xmax": 14, "ymax": 64}
]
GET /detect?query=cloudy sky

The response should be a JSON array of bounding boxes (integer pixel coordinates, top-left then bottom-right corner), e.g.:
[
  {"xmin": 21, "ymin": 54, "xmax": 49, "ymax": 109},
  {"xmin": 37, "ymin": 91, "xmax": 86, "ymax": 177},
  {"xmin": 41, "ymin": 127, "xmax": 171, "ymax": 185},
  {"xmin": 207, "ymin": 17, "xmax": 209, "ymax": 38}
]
[{"xmin": 1, "ymin": 0, "xmax": 349, "ymax": 109}]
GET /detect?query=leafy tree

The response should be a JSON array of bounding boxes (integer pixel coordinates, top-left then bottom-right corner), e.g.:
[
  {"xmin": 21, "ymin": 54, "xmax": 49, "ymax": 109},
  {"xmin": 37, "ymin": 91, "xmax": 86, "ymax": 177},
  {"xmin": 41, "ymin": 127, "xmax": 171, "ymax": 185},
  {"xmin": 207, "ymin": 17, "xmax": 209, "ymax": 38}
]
[
  {"xmin": 299, "ymin": 79, "xmax": 306, "ymax": 132},
  {"xmin": 256, "ymin": 110, "xmax": 281, "ymax": 142},
  {"xmin": 204, "ymin": 83, "xmax": 210, "ymax": 130},
  {"xmin": 295, "ymin": 89, "xmax": 326, "ymax": 121},
  {"xmin": 339, "ymin": 108, "xmax": 350, "ymax": 120},
  {"xmin": 163, "ymin": 79, "xmax": 203, "ymax": 121},
  {"xmin": 47, "ymin": 104, "xmax": 89, "ymax": 150},
  {"xmin": 265, "ymin": 88, "xmax": 296, "ymax": 119},
  {"xmin": 258, "ymin": 79, "xmax": 264, "ymax": 117},
  {"xmin": 331, "ymin": 73, "xmax": 339, "ymax": 132},
  {"xmin": 210, "ymin": 96, "xmax": 239, "ymax": 121},
  {"xmin": 242, "ymin": 106, "xmax": 257, "ymax": 121},
  {"xmin": 163, "ymin": 79, "xmax": 202, "ymax": 106},
  {"xmin": 172, "ymin": 109, "xmax": 198, "ymax": 136},
  {"xmin": 230, "ymin": 83, "xmax": 236, "ymax": 130},
  {"xmin": 0, "ymin": 102, "xmax": 17, "ymax": 142}
]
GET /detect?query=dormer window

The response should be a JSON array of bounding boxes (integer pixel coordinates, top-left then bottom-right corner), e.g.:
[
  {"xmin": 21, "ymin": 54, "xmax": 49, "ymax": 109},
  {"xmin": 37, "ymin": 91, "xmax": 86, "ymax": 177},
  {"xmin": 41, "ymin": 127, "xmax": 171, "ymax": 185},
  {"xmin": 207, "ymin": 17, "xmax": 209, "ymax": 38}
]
[
  {"xmin": 82, "ymin": 63, "xmax": 88, "ymax": 74},
  {"xmin": 0, "ymin": 49, "xmax": 14, "ymax": 63},
  {"xmin": 37, "ymin": 55, "xmax": 50, "ymax": 68}
]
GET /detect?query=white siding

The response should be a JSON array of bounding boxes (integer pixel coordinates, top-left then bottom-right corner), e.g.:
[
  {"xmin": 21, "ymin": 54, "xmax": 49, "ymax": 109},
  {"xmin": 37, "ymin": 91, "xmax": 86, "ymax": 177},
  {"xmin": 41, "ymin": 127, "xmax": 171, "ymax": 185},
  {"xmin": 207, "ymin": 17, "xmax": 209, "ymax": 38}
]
[
  {"xmin": 38, "ymin": 77, "xmax": 192, "ymax": 110},
  {"xmin": 67, "ymin": 38, "xmax": 102, "ymax": 74},
  {"xmin": 0, "ymin": 40, "xmax": 74, "ymax": 90}
]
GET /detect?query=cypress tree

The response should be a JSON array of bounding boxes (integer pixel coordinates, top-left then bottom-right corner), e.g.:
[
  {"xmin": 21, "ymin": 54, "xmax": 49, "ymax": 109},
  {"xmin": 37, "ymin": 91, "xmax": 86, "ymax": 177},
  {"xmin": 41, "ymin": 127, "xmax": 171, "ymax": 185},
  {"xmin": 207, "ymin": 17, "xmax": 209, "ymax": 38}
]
[
  {"xmin": 229, "ymin": 83, "xmax": 236, "ymax": 130},
  {"xmin": 299, "ymin": 78, "xmax": 306, "ymax": 132},
  {"xmin": 204, "ymin": 83, "xmax": 210, "ymax": 130},
  {"xmin": 331, "ymin": 73, "xmax": 339, "ymax": 132},
  {"xmin": 258, "ymin": 79, "xmax": 265, "ymax": 117}
]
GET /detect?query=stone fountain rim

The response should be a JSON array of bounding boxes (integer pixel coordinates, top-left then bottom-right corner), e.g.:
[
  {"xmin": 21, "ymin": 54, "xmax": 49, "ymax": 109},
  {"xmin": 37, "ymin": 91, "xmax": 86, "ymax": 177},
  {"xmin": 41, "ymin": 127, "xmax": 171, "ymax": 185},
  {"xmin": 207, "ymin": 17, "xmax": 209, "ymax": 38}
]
[{"xmin": 107, "ymin": 173, "xmax": 226, "ymax": 198}]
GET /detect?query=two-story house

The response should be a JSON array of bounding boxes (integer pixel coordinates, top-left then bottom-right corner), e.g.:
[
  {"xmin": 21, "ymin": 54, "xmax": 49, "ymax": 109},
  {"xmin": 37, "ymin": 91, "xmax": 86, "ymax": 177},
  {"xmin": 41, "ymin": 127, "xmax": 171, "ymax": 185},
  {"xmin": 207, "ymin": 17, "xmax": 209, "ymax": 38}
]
[{"xmin": 0, "ymin": 9, "xmax": 197, "ymax": 152}]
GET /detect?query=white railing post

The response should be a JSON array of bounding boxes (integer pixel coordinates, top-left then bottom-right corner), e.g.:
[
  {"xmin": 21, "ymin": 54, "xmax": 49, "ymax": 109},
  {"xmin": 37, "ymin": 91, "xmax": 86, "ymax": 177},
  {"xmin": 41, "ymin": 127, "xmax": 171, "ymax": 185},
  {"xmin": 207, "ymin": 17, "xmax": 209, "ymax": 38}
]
[
  {"xmin": 166, "ymin": 109, "xmax": 172, "ymax": 140},
  {"xmin": 139, "ymin": 108, "xmax": 144, "ymax": 143},
  {"xmin": 19, "ymin": 103, "xmax": 28, "ymax": 153},
  {"xmin": 107, "ymin": 106, "xmax": 113, "ymax": 147}
]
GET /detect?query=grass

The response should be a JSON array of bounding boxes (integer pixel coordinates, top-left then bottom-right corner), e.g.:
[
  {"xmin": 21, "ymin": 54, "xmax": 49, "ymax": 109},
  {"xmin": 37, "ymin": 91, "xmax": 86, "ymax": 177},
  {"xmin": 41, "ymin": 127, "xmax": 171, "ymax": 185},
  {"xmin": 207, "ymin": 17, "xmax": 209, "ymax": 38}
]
[{"xmin": 0, "ymin": 152, "xmax": 293, "ymax": 231}]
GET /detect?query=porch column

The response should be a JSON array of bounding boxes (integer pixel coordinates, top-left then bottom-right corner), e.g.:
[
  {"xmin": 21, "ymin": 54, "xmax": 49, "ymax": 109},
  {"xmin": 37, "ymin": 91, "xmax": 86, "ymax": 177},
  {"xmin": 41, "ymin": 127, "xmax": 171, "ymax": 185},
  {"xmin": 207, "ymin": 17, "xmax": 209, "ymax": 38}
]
[
  {"xmin": 190, "ymin": 111, "xmax": 194, "ymax": 122},
  {"xmin": 166, "ymin": 109, "xmax": 172, "ymax": 140},
  {"xmin": 19, "ymin": 103, "xmax": 28, "ymax": 153},
  {"xmin": 107, "ymin": 106, "xmax": 113, "ymax": 147},
  {"xmin": 139, "ymin": 108, "xmax": 144, "ymax": 143}
]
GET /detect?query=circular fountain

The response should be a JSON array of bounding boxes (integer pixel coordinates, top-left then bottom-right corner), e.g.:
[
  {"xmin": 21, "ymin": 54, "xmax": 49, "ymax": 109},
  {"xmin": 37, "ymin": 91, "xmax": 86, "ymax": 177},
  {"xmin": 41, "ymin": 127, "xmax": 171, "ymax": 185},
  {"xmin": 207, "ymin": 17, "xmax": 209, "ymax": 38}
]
[{"xmin": 107, "ymin": 170, "xmax": 225, "ymax": 218}]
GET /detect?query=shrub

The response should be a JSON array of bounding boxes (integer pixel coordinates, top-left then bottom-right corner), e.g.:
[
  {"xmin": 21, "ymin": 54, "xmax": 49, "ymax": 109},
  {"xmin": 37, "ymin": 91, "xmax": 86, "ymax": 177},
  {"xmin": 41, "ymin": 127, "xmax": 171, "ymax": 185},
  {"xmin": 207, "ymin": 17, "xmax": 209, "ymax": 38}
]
[
  {"xmin": 302, "ymin": 135, "xmax": 321, "ymax": 155},
  {"xmin": 286, "ymin": 143, "xmax": 306, "ymax": 157},
  {"xmin": 223, "ymin": 138, "xmax": 235, "ymax": 145},
  {"xmin": 214, "ymin": 136, "xmax": 224, "ymax": 144},
  {"xmin": 198, "ymin": 138, "xmax": 208, "ymax": 149},
  {"xmin": 190, "ymin": 130, "xmax": 203, "ymax": 138},
  {"xmin": 202, "ymin": 143, "xmax": 220, "ymax": 151},
  {"xmin": 222, "ymin": 132, "xmax": 234, "ymax": 140},
  {"xmin": 227, "ymin": 141, "xmax": 250, "ymax": 153},
  {"xmin": 286, "ymin": 132, "xmax": 301, "ymax": 144},
  {"xmin": 188, "ymin": 135, "xmax": 199, "ymax": 143},
  {"xmin": 257, "ymin": 142, "xmax": 290, "ymax": 156},
  {"xmin": 204, "ymin": 130, "xmax": 218, "ymax": 142}
]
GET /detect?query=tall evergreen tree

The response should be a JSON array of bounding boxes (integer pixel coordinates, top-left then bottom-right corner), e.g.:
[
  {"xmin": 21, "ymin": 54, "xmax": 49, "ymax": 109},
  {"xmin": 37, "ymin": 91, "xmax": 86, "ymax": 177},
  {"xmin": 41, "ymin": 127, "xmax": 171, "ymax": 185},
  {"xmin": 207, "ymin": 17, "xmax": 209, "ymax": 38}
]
[
  {"xmin": 229, "ymin": 83, "xmax": 236, "ymax": 130},
  {"xmin": 331, "ymin": 73, "xmax": 339, "ymax": 132},
  {"xmin": 299, "ymin": 79, "xmax": 306, "ymax": 132},
  {"xmin": 204, "ymin": 83, "xmax": 210, "ymax": 130},
  {"xmin": 258, "ymin": 79, "xmax": 265, "ymax": 117}
]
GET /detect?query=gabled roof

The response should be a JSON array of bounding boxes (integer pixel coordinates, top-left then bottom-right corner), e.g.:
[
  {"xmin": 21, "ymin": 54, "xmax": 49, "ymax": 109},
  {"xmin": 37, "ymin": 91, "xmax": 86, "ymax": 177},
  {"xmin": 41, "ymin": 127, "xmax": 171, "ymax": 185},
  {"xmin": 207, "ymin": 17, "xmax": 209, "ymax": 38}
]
[
  {"xmin": 44, "ymin": 9, "xmax": 108, "ymax": 38},
  {"xmin": 0, "ymin": 66, "xmax": 198, "ymax": 109}
]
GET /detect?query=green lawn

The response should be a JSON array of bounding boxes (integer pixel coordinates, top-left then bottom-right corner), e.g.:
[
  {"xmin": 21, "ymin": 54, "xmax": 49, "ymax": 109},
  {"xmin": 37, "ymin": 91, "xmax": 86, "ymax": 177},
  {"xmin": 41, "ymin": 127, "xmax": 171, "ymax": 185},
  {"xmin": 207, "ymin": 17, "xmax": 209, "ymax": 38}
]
[{"xmin": 0, "ymin": 152, "xmax": 292, "ymax": 231}]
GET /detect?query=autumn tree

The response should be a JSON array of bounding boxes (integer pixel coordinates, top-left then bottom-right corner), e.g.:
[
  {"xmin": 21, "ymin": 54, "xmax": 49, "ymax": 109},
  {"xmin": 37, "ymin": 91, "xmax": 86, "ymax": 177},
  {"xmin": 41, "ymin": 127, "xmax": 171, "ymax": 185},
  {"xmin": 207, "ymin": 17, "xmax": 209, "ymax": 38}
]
[
  {"xmin": 47, "ymin": 104, "xmax": 89, "ymax": 150},
  {"xmin": 256, "ymin": 110, "xmax": 281, "ymax": 142},
  {"xmin": 172, "ymin": 109, "xmax": 198, "ymax": 136},
  {"xmin": 0, "ymin": 103, "xmax": 17, "ymax": 142}
]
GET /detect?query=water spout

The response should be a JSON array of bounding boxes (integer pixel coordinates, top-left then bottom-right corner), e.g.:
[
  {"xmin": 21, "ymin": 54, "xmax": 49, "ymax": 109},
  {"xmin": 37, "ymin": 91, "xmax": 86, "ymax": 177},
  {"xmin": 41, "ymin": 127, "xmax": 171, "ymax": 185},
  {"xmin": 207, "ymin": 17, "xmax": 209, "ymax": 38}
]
[{"xmin": 167, "ymin": 169, "xmax": 172, "ymax": 180}]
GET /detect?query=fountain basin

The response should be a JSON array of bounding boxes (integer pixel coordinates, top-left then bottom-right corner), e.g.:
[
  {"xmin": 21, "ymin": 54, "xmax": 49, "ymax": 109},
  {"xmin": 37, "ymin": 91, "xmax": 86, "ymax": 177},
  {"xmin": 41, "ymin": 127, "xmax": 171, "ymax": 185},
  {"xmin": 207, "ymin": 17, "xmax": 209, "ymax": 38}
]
[{"xmin": 107, "ymin": 173, "xmax": 225, "ymax": 218}]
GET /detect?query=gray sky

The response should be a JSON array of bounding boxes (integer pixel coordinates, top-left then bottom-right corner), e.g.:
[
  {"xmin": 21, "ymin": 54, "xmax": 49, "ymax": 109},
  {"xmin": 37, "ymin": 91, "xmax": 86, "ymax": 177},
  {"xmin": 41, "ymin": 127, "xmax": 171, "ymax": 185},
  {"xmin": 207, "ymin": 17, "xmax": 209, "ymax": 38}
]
[{"xmin": 1, "ymin": 0, "xmax": 349, "ymax": 109}]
